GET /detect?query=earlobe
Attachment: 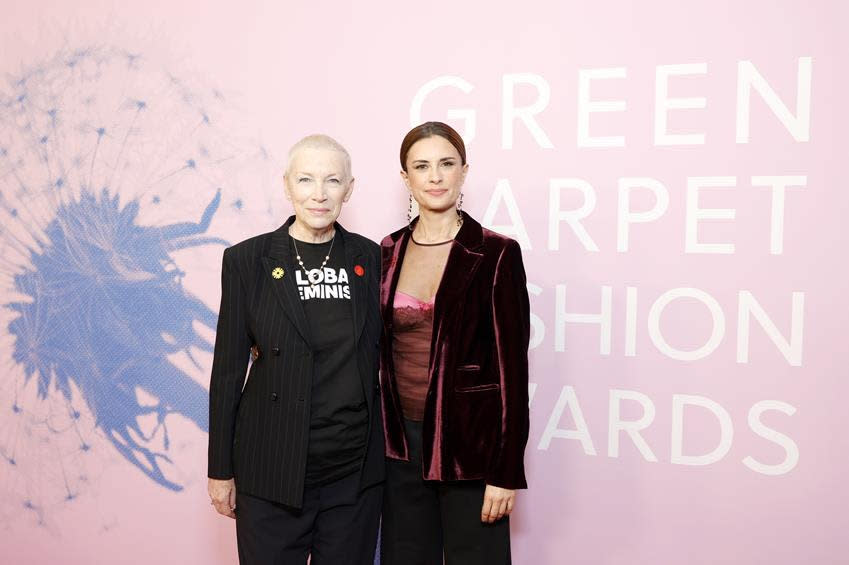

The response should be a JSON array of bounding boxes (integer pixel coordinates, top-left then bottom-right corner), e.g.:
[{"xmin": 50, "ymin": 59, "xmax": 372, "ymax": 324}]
[
  {"xmin": 283, "ymin": 175, "xmax": 292, "ymax": 201},
  {"xmin": 344, "ymin": 179, "xmax": 355, "ymax": 202}
]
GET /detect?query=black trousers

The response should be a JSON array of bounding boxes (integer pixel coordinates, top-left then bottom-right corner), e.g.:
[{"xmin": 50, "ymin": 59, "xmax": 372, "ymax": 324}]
[
  {"xmin": 381, "ymin": 419, "xmax": 511, "ymax": 565},
  {"xmin": 235, "ymin": 471, "xmax": 382, "ymax": 565}
]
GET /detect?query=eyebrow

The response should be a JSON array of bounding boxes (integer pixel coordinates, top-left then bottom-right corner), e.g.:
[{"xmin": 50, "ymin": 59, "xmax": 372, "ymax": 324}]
[
  {"xmin": 411, "ymin": 157, "xmax": 457, "ymax": 164},
  {"xmin": 293, "ymin": 172, "xmax": 342, "ymax": 178}
]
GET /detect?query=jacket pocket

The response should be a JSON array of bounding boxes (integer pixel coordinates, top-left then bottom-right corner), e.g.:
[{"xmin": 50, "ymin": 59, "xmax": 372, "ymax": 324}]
[
  {"xmin": 455, "ymin": 383, "xmax": 500, "ymax": 393},
  {"xmin": 458, "ymin": 364, "xmax": 481, "ymax": 371}
]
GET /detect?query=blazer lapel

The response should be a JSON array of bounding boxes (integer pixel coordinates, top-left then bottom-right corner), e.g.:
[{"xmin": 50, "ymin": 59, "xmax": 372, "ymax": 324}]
[
  {"xmin": 262, "ymin": 219, "xmax": 312, "ymax": 347},
  {"xmin": 380, "ymin": 228, "xmax": 411, "ymax": 334},
  {"xmin": 341, "ymin": 227, "xmax": 368, "ymax": 343},
  {"xmin": 431, "ymin": 213, "xmax": 484, "ymax": 351}
]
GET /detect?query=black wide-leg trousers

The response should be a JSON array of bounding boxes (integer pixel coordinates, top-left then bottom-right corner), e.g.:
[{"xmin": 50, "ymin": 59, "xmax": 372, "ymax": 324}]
[
  {"xmin": 381, "ymin": 419, "xmax": 512, "ymax": 565},
  {"xmin": 235, "ymin": 471, "xmax": 382, "ymax": 565}
]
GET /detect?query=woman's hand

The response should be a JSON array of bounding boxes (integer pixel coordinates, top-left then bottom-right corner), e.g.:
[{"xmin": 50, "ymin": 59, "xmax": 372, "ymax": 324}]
[
  {"xmin": 208, "ymin": 477, "xmax": 237, "ymax": 519},
  {"xmin": 481, "ymin": 484, "xmax": 515, "ymax": 523}
]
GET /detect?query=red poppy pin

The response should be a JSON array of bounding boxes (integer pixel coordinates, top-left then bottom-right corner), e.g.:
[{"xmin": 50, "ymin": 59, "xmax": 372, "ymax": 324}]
[{"xmin": 354, "ymin": 264, "xmax": 365, "ymax": 277}]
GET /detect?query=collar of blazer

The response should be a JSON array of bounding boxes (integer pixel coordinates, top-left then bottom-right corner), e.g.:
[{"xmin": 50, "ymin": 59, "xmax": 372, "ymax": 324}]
[
  {"xmin": 379, "ymin": 211, "xmax": 485, "ymax": 341},
  {"xmin": 261, "ymin": 215, "xmax": 369, "ymax": 347}
]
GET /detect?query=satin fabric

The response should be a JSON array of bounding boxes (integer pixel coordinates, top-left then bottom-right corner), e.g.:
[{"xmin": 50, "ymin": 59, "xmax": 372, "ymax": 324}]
[
  {"xmin": 379, "ymin": 212, "xmax": 530, "ymax": 489},
  {"xmin": 392, "ymin": 291, "xmax": 433, "ymax": 421}
]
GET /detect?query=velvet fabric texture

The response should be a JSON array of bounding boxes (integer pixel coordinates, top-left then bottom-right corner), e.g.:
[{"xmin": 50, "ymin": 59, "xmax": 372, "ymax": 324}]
[{"xmin": 379, "ymin": 212, "xmax": 530, "ymax": 489}]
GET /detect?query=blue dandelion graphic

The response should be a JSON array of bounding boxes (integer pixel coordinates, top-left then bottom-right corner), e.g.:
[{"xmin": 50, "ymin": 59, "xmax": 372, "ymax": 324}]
[
  {"xmin": 9, "ymin": 189, "xmax": 224, "ymax": 491},
  {"xmin": 0, "ymin": 45, "xmax": 279, "ymax": 529}
]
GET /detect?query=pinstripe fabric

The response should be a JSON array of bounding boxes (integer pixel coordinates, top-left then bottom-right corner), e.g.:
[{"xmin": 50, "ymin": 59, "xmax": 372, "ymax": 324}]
[{"xmin": 208, "ymin": 216, "xmax": 384, "ymax": 508}]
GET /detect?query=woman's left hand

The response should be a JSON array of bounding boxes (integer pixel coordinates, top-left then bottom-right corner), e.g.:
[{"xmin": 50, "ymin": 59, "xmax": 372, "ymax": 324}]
[{"xmin": 481, "ymin": 484, "xmax": 515, "ymax": 523}]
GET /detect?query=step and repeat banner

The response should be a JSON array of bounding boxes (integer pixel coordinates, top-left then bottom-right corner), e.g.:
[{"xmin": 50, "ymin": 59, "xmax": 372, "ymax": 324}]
[{"xmin": 1, "ymin": 1, "xmax": 846, "ymax": 564}]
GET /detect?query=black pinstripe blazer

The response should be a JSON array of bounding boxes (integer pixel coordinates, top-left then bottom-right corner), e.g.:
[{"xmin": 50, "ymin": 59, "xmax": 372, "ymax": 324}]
[{"xmin": 207, "ymin": 216, "xmax": 384, "ymax": 508}]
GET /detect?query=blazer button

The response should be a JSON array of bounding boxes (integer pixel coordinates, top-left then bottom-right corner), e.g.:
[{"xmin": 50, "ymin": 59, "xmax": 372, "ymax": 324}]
[
  {"xmin": 270, "ymin": 392, "xmax": 278, "ymax": 401},
  {"xmin": 272, "ymin": 347, "xmax": 280, "ymax": 356}
]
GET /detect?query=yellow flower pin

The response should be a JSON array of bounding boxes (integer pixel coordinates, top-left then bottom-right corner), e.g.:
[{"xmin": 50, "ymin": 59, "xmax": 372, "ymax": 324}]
[{"xmin": 271, "ymin": 267, "xmax": 285, "ymax": 279}]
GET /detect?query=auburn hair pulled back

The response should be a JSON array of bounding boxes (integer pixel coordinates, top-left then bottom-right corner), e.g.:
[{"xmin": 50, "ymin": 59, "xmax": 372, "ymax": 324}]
[{"xmin": 399, "ymin": 121, "xmax": 467, "ymax": 172}]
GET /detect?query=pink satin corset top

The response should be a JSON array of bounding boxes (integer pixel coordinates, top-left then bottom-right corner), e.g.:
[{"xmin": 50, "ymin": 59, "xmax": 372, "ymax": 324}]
[{"xmin": 392, "ymin": 290, "xmax": 434, "ymax": 421}]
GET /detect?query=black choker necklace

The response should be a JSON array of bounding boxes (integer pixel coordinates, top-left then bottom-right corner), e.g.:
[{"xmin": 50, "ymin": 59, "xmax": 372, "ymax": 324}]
[{"xmin": 410, "ymin": 234, "xmax": 453, "ymax": 247}]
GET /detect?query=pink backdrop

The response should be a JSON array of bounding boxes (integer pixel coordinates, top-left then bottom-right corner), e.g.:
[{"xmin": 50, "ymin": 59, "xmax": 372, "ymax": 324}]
[{"xmin": 1, "ymin": 1, "xmax": 846, "ymax": 563}]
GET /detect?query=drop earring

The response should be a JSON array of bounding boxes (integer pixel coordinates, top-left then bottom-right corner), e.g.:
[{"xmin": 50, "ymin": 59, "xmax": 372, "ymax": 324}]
[
  {"xmin": 407, "ymin": 193, "xmax": 414, "ymax": 230},
  {"xmin": 456, "ymin": 192, "xmax": 464, "ymax": 227}
]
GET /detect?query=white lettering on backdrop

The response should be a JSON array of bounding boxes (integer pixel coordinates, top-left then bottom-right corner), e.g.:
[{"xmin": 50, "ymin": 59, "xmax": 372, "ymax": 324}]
[{"xmin": 409, "ymin": 57, "xmax": 812, "ymax": 478}]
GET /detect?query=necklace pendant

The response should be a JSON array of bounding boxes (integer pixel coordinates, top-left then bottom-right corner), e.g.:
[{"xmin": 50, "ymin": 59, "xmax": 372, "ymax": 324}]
[{"xmin": 307, "ymin": 269, "xmax": 322, "ymax": 285}]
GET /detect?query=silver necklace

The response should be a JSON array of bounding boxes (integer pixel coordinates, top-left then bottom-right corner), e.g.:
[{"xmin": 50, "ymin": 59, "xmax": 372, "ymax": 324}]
[{"xmin": 291, "ymin": 232, "xmax": 335, "ymax": 287}]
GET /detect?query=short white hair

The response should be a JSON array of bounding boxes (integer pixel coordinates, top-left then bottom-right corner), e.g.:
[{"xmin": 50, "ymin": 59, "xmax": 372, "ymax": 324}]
[{"xmin": 285, "ymin": 134, "xmax": 352, "ymax": 179}]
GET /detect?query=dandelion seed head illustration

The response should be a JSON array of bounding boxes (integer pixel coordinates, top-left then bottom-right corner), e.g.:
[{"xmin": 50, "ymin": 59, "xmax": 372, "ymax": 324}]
[{"xmin": 0, "ymin": 45, "xmax": 278, "ymax": 530}]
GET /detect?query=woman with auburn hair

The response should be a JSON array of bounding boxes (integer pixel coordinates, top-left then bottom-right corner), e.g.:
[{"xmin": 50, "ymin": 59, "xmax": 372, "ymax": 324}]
[{"xmin": 379, "ymin": 121, "xmax": 530, "ymax": 564}]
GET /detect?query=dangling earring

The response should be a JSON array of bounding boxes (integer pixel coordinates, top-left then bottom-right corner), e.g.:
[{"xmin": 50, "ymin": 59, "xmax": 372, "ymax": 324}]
[
  {"xmin": 456, "ymin": 192, "xmax": 464, "ymax": 227},
  {"xmin": 407, "ymin": 193, "xmax": 414, "ymax": 230}
]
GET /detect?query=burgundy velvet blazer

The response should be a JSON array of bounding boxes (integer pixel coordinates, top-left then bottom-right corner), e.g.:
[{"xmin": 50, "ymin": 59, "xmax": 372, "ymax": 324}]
[{"xmin": 379, "ymin": 212, "xmax": 530, "ymax": 489}]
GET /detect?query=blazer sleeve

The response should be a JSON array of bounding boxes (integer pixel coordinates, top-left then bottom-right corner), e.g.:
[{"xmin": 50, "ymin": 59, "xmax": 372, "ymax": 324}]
[
  {"xmin": 208, "ymin": 247, "xmax": 252, "ymax": 480},
  {"xmin": 486, "ymin": 239, "xmax": 531, "ymax": 489}
]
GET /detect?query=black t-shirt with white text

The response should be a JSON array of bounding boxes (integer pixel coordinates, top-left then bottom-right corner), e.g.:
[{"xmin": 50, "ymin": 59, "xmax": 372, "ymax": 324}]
[{"xmin": 291, "ymin": 235, "xmax": 367, "ymax": 485}]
